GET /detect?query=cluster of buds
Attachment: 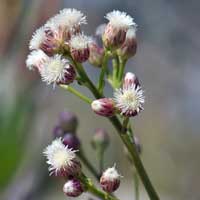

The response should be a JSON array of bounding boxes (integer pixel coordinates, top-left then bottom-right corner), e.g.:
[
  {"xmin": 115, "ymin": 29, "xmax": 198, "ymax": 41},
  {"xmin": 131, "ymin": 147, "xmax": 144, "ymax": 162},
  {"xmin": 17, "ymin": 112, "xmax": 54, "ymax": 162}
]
[
  {"xmin": 91, "ymin": 72, "xmax": 145, "ymax": 117},
  {"xmin": 43, "ymin": 138, "xmax": 83, "ymax": 197},
  {"xmin": 26, "ymin": 9, "xmax": 93, "ymax": 87}
]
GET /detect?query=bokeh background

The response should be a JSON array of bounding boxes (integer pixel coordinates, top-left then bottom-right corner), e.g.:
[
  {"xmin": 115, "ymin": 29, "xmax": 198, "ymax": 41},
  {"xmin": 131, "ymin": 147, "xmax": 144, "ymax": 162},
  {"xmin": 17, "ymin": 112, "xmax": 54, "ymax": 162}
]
[{"xmin": 0, "ymin": 0, "xmax": 200, "ymax": 200}]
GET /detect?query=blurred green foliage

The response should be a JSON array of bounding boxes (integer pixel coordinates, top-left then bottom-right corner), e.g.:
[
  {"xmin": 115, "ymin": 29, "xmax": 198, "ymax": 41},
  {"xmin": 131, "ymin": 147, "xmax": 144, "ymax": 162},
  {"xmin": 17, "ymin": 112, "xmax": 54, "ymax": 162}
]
[{"xmin": 0, "ymin": 92, "xmax": 35, "ymax": 190}]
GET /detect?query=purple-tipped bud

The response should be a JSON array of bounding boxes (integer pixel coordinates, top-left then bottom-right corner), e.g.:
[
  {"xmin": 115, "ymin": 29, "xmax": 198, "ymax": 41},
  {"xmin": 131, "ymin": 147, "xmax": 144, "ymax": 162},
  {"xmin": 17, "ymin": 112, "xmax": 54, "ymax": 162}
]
[
  {"xmin": 63, "ymin": 133, "xmax": 80, "ymax": 150},
  {"xmin": 102, "ymin": 23, "xmax": 126, "ymax": 50},
  {"xmin": 53, "ymin": 125, "xmax": 65, "ymax": 138},
  {"xmin": 58, "ymin": 111, "xmax": 78, "ymax": 133},
  {"xmin": 100, "ymin": 165, "xmax": 121, "ymax": 193},
  {"xmin": 91, "ymin": 98, "xmax": 115, "ymax": 117},
  {"xmin": 88, "ymin": 41, "xmax": 104, "ymax": 67},
  {"xmin": 63, "ymin": 179, "xmax": 84, "ymax": 197},
  {"xmin": 57, "ymin": 64, "xmax": 76, "ymax": 85},
  {"xmin": 91, "ymin": 128, "xmax": 109, "ymax": 150},
  {"xmin": 103, "ymin": 11, "xmax": 136, "ymax": 50},
  {"xmin": 123, "ymin": 72, "xmax": 140, "ymax": 89},
  {"xmin": 117, "ymin": 27, "xmax": 137, "ymax": 59},
  {"xmin": 69, "ymin": 34, "xmax": 90, "ymax": 63}
]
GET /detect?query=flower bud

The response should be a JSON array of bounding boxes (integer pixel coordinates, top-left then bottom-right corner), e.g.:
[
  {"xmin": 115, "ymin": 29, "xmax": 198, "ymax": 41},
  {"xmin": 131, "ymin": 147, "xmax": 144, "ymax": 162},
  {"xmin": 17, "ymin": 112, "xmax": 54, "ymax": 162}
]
[
  {"xmin": 88, "ymin": 41, "xmax": 104, "ymax": 67},
  {"xmin": 62, "ymin": 133, "xmax": 80, "ymax": 150},
  {"xmin": 91, "ymin": 128, "xmax": 109, "ymax": 150},
  {"xmin": 58, "ymin": 111, "xmax": 78, "ymax": 133},
  {"xmin": 57, "ymin": 64, "xmax": 76, "ymax": 85},
  {"xmin": 100, "ymin": 165, "xmax": 121, "ymax": 193},
  {"xmin": 123, "ymin": 72, "xmax": 140, "ymax": 89},
  {"xmin": 91, "ymin": 98, "xmax": 115, "ymax": 117},
  {"xmin": 40, "ymin": 55, "xmax": 76, "ymax": 86},
  {"xmin": 53, "ymin": 125, "xmax": 65, "ymax": 138},
  {"xmin": 103, "ymin": 10, "xmax": 136, "ymax": 50},
  {"xmin": 43, "ymin": 138, "xmax": 81, "ymax": 177},
  {"xmin": 69, "ymin": 34, "xmax": 90, "ymax": 63},
  {"xmin": 63, "ymin": 179, "xmax": 84, "ymax": 197},
  {"xmin": 117, "ymin": 27, "xmax": 137, "ymax": 59}
]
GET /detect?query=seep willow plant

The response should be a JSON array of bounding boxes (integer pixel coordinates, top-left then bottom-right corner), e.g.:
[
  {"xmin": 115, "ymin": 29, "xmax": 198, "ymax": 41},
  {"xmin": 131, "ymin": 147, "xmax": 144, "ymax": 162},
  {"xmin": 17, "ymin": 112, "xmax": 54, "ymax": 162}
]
[{"xmin": 26, "ymin": 8, "xmax": 160, "ymax": 200}]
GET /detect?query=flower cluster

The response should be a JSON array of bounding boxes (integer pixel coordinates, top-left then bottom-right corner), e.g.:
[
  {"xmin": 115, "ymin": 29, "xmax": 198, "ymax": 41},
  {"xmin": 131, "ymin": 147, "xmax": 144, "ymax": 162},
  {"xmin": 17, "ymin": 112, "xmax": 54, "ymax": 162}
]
[
  {"xmin": 27, "ymin": 8, "xmax": 151, "ymax": 200},
  {"xmin": 26, "ymin": 8, "xmax": 92, "ymax": 86},
  {"xmin": 91, "ymin": 72, "xmax": 145, "ymax": 117}
]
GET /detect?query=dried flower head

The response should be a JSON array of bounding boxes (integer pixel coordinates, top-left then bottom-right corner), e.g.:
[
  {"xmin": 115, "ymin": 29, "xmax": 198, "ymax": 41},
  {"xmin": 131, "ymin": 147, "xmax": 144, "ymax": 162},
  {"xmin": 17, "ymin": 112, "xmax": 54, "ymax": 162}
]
[
  {"xmin": 103, "ymin": 10, "xmax": 136, "ymax": 49},
  {"xmin": 63, "ymin": 179, "xmax": 84, "ymax": 197},
  {"xmin": 29, "ymin": 26, "xmax": 46, "ymax": 50},
  {"xmin": 39, "ymin": 55, "xmax": 76, "ymax": 85},
  {"xmin": 26, "ymin": 50, "xmax": 49, "ymax": 71},
  {"xmin": 114, "ymin": 83, "xmax": 144, "ymax": 117},
  {"xmin": 100, "ymin": 164, "xmax": 121, "ymax": 193},
  {"xmin": 43, "ymin": 138, "xmax": 81, "ymax": 176},
  {"xmin": 69, "ymin": 33, "xmax": 91, "ymax": 62}
]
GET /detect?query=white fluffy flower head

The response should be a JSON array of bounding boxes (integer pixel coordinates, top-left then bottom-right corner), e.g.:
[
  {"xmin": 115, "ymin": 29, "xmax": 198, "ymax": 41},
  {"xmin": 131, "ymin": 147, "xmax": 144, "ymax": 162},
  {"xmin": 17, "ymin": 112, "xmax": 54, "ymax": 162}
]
[
  {"xmin": 29, "ymin": 26, "xmax": 46, "ymax": 50},
  {"xmin": 43, "ymin": 138, "xmax": 77, "ymax": 174},
  {"xmin": 26, "ymin": 50, "xmax": 49, "ymax": 70},
  {"xmin": 126, "ymin": 27, "xmax": 137, "ymax": 39},
  {"xmin": 40, "ymin": 55, "xmax": 69, "ymax": 85},
  {"xmin": 103, "ymin": 164, "xmax": 121, "ymax": 181},
  {"xmin": 46, "ymin": 8, "xmax": 86, "ymax": 30},
  {"xmin": 105, "ymin": 10, "xmax": 136, "ymax": 30},
  {"xmin": 114, "ymin": 84, "xmax": 145, "ymax": 116},
  {"xmin": 69, "ymin": 34, "xmax": 91, "ymax": 50}
]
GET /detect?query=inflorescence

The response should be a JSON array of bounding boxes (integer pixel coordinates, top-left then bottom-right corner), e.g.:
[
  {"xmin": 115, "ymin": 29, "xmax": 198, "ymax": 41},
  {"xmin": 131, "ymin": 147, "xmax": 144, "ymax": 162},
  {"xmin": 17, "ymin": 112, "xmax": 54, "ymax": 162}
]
[{"xmin": 26, "ymin": 8, "xmax": 149, "ymax": 200}]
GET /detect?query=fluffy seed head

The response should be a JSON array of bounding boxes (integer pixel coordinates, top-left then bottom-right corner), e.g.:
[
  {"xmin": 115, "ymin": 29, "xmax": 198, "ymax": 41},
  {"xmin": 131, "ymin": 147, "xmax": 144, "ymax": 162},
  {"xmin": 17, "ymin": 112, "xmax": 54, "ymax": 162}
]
[
  {"xmin": 63, "ymin": 179, "xmax": 84, "ymax": 197},
  {"xmin": 29, "ymin": 26, "xmax": 46, "ymax": 50},
  {"xmin": 91, "ymin": 98, "xmax": 116, "ymax": 117},
  {"xmin": 114, "ymin": 83, "xmax": 145, "ymax": 117},
  {"xmin": 43, "ymin": 138, "xmax": 81, "ymax": 176},
  {"xmin": 100, "ymin": 165, "xmax": 121, "ymax": 193},
  {"xmin": 26, "ymin": 50, "xmax": 49, "ymax": 71},
  {"xmin": 105, "ymin": 10, "xmax": 136, "ymax": 30},
  {"xmin": 39, "ymin": 55, "xmax": 76, "ymax": 85},
  {"xmin": 69, "ymin": 34, "xmax": 91, "ymax": 62},
  {"xmin": 47, "ymin": 9, "xmax": 86, "ymax": 30}
]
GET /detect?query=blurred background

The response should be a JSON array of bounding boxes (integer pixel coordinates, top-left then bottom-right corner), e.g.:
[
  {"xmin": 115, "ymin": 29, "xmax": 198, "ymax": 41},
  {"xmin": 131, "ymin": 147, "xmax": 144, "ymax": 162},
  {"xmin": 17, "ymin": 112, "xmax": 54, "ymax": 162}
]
[{"xmin": 0, "ymin": 0, "xmax": 200, "ymax": 200}]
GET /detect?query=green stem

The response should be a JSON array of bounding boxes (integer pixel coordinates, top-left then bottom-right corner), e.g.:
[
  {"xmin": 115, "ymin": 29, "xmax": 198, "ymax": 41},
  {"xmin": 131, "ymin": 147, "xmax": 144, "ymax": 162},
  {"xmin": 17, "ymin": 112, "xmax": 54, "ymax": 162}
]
[
  {"xmin": 60, "ymin": 85, "xmax": 92, "ymax": 104},
  {"xmin": 77, "ymin": 150, "xmax": 100, "ymax": 180},
  {"xmin": 112, "ymin": 56, "xmax": 119, "ymax": 81},
  {"xmin": 98, "ymin": 149, "xmax": 104, "ymax": 174},
  {"xmin": 109, "ymin": 116, "xmax": 159, "ymax": 200},
  {"xmin": 118, "ymin": 57, "xmax": 127, "ymax": 82},
  {"xmin": 98, "ymin": 51, "xmax": 110, "ymax": 94},
  {"xmin": 134, "ymin": 171, "xmax": 139, "ymax": 200},
  {"xmin": 64, "ymin": 60, "xmax": 160, "ymax": 199}
]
